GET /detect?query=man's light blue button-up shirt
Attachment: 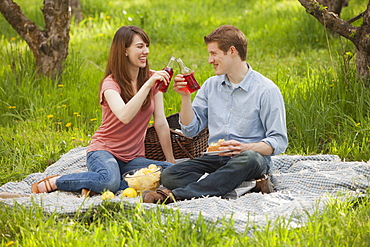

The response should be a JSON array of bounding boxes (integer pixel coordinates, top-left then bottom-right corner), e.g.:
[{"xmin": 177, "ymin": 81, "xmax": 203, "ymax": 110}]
[{"xmin": 181, "ymin": 64, "xmax": 288, "ymax": 165}]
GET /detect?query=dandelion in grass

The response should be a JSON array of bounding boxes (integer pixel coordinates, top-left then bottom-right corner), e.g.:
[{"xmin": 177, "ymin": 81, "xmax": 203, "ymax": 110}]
[
  {"xmin": 99, "ymin": 33, "xmax": 104, "ymax": 37},
  {"xmin": 149, "ymin": 120, "xmax": 154, "ymax": 124},
  {"xmin": 88, "ymin": 17, "xmax": 93, "ymax": 20},
  {"xmin": 66, "ymin": 123, "xmax": 72, "ymax": 128},
  {"xmin": 58, "ymin": 84, "xmax": 64, "ymax": 88},
  {"xmin": 168, "ymin": 107, "xmax": 173, "ymax": 111},
  {"xmin": 47, "ymin": 115, "xmax": 53, "ymax": 119},
  {"xmin": 90, "ymin": 118, "xmax": 97, "ymax": 121},
  {"xmin": 7, "ymin": 106, "xmax": 16, "ymax": 109},
  {"xmin": 5, "ymin": 241, "xmax": 14, "ymax": 247},
  {"xmin": 106, "ymin": 16, "xmax": 111, "ymax": 20},
  {"xmin": 356, "ymin": 123, "xmax": 360, "ymax": 126}
]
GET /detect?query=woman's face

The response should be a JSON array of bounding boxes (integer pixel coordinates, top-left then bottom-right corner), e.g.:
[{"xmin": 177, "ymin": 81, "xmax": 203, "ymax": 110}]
[{"xmin": 126, "ymin": 34, "xmax": 149, "ymax": 68}]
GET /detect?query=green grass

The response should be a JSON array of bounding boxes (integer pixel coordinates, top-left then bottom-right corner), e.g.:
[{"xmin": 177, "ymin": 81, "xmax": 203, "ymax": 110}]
[
  {"xmin": 0, "ymin": 0, "xmax": 369, "ymax": 245},
  {"xmin": 1, "ymin": 195, "xmax": 369, "ymax": 246}
]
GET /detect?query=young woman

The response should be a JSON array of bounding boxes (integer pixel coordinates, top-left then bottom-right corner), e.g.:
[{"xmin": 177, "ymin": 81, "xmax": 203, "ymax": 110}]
[{"xmin": 32, "ymin": 25, "xmax": 175, "ymax": 195}]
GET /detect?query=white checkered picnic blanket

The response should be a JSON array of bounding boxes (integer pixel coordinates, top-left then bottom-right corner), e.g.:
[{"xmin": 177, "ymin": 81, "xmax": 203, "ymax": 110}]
[{"xmin": 1, "ymin": 147, "xmax": 369, "ymax": 232}]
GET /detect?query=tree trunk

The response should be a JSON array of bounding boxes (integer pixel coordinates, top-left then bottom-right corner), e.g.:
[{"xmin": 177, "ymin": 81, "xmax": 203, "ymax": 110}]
[
  {"xmin": 298, "ymin": 0, "xmax": 370, "ymax": 83},
  {"xmin": 70, "ymin": 0, "xmax": 83, "ymax": 23},
  {"xmin": 0, "ymin": 0, "xmax": 70, "ymax": 78},
  {"xmin": 356, "ymin": 4, "xmax": 370, "ymax": 79}
]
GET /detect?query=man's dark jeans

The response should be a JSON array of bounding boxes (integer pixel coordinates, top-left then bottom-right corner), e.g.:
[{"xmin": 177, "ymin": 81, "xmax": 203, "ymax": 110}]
[{"xmin": 161, "ymin": 150, "xmax": 269, "ymax": 200}]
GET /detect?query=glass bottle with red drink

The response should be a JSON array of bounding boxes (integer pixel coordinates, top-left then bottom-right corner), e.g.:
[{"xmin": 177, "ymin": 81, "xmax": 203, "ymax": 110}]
[
  {"xmin": 155, "ymin": 56, "xmax": 176, "ymax": 93},
  {"xmin": 176, "ymin": 58, "xmax": 201, "ymax": 93}
]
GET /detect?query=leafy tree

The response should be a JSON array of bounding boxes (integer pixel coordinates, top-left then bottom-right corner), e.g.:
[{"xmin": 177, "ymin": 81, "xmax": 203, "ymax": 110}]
[
  {"xmin": 298, "ymin": 0, "xmax": 370, "ymax": 83},
  {"xmin": 0, "ymin": 0, "xmax": 74, "ymax": 78}
]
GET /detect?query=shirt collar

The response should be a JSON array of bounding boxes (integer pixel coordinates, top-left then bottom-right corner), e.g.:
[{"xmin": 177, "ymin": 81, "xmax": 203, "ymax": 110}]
[{"xmin": 221, "ymin": 63, "xmax": 252, "ymax": 91}]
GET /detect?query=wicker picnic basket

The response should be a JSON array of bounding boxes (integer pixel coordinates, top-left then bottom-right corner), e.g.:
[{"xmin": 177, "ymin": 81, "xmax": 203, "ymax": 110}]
[{"xmin": 145, "ymin": 113, "xmax": 209, "ymax": 161}]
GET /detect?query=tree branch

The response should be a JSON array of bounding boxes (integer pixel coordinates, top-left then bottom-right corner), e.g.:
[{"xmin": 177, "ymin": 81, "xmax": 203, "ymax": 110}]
[
  {"xmin": 0, "ymin": 0, "xmax": 45, "ymax": 50},
  {"xmin": 347, "ymin": 11, "xmax": 365, "ymax": 24},
  {"xmin": 298, "ymin": 0, "xmax": 359, "ymax": 41}
]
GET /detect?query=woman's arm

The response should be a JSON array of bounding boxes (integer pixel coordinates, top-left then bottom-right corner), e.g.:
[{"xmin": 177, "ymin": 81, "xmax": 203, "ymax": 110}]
[
  {"xmin": 153, "ymin": 92, "xmax": 176, "ymax": 164},
  {"xmin": 104, "ymin": 71, "xmax": 170, "ymax": 124}
]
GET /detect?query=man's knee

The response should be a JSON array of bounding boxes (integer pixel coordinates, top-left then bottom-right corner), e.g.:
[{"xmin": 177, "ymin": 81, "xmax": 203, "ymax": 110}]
[
  {"xmin": 232, "ymin": 150, "xmax": 268, "ymax": 174},
  {"xmin": 235, "ymin": 150, "xmax": 260, "ymax": 164},
  {"xmin": 160, "ymin": 166, "xmax": 175, "ymax": 187}
]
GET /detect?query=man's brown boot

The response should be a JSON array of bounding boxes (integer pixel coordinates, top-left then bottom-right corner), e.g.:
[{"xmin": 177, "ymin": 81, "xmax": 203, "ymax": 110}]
[
  {"xmin": 142, "ymin": 187, "xmax": 178, "ymax": 204},
  {"xmin": 251, "ymin": 174, "xmax": 274, "ymax": 194}
]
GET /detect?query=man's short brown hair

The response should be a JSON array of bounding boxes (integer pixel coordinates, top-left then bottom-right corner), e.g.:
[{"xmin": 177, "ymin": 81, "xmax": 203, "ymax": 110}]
[{"xmin": 204, "ymin": 25, "xmax": 247, "ymax": 61}]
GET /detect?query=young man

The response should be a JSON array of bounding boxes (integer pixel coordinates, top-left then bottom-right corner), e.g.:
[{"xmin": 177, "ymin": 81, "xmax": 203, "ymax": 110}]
[{"xmin": 143, "ymin": 25, "xmax": 288, "ymax": 204}]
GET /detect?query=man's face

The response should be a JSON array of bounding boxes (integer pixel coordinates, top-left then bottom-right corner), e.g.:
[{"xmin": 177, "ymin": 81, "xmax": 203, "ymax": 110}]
[{"xmin": 207, "ymin": 42, "xmax": 233, "ymax": 75}]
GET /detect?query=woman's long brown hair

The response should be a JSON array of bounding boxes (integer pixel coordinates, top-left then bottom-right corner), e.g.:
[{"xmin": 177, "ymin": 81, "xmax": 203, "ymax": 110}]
[{"xmin": 100, "ymin": 25, "xmax": 152, "ymax": 110}]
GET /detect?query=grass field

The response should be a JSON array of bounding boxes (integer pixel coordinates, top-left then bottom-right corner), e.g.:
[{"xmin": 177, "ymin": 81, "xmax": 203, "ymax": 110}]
[{"xmin": 0, "ymin": 0, "xmax": 369, "ymax": 246}]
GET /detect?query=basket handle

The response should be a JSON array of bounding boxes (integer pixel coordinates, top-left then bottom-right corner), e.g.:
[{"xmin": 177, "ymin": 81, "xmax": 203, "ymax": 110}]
[{"xmin": 174, "ymin": 137, "xmax": 194, "ymax": 159}]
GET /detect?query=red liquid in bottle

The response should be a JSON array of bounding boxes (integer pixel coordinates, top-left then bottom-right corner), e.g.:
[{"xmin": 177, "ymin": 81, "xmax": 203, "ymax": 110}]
[
  {"xmin": 183, "ymin": 73, "xmax": 200, "ymax": 93},
  {"xmin": 156, "ymin": 67, "xmax": 174, "ymax": 93}
]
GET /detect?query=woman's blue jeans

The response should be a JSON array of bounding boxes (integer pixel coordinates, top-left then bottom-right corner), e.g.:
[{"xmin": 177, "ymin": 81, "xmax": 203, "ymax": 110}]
[
  {"xmin": 56, "ymin": 150, "xmax": 173, "ymax": 193},
  {"xmin": 161, "ymin": 150, "xmax": 269, "ymax": 200}
]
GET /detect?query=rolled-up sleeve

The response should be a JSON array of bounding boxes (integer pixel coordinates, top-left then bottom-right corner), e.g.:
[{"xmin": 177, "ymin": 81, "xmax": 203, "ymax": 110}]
[{"xmin": 260, "ymin": 87, "xmax": 288, "ymax": 155}]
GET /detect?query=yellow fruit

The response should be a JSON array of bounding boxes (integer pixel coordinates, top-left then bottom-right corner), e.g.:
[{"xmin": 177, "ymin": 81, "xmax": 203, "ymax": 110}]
[
  {"xmin": 122, "ymin": 188, "xmax": 138, "ymax": 198},
  {"xmin": 101, "ymin": 191, "xmax": 115, "ymax": 200}
]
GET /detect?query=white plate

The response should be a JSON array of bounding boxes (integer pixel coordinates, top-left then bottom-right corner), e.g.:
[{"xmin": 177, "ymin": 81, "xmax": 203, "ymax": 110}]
[{"xmin": 202, "ymin": 150, "xmax": 233, "ymax": 156}]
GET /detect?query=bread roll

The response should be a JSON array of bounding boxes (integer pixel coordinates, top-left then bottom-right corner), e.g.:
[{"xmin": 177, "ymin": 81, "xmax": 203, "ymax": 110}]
[{"xmin": 207, "ymin": 139, "xmax": 225, "ymax": 152}]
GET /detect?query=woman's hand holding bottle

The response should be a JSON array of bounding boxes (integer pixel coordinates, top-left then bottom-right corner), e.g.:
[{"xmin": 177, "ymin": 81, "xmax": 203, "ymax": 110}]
[{"xmin": 148, "ymin": 70, "xmax": 171, "ymax": 88}]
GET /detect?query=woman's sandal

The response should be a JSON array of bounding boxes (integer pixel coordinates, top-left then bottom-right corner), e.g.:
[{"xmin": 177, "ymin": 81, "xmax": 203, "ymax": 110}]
[{"xmin": 31, "ymin": 175, "xmax": 60, "ymax": 194}]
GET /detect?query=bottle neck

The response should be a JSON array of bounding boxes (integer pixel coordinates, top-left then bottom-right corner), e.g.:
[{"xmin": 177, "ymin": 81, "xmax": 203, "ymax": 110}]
[
  {"xmin": 177, "ymin": 59, "xmax": 190, "ymax": 73},
  {"xmin": 167, "ymin": 57, "xmax": 176, "ymax": 68}
]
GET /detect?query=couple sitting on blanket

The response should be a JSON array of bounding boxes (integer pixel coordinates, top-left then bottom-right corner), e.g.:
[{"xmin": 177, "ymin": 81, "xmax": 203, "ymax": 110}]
[{"xmin": 31, "ymin": 25, "xmax": 288, "ymax": 203}]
